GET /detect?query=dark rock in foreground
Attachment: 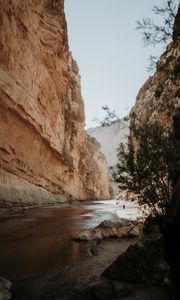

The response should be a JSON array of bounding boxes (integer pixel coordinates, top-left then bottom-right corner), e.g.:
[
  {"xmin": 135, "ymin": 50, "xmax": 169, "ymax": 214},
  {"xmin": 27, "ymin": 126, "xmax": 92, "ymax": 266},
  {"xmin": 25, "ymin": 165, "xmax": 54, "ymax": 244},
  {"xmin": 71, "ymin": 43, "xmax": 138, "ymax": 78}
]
[
  {"xmin": 104, "ymin": 238, "xmax": 168, "ymax": 285},
  {"xmin": 0, "ymin": 276, "xmax": 12, "ymax": 300}
]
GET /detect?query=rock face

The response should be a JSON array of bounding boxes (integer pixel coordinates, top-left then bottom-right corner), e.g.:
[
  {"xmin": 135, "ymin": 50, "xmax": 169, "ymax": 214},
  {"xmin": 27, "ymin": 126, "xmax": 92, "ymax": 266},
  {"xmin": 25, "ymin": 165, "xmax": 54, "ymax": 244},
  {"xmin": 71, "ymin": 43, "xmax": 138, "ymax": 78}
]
[
  {"xmin": 87, "ymin": 119, "xmax": 129, "ymax": 197},
  {"xmin": 0, "ymin": 0, "xmax": 110, "ymax": 207},
  {"xmin": 87, "ymin": 118, "xmax": 129, "ymax": 167},
  {"xmin": 130, "ymin": 6, "xmax": 180, "ymax": 127}
]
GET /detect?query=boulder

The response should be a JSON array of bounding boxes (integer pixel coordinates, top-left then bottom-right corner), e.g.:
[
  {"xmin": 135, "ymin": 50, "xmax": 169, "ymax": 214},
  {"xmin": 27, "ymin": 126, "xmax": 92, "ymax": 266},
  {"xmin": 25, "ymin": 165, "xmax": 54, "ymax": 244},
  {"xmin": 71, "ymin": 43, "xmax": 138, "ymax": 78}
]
[
  {"xmin": 74, "ymin": 219, "xmax": 143, "ymax": 241},
  {"xmin": 104, "ymin": 238, "xmax": 169, "ymax": 285}
]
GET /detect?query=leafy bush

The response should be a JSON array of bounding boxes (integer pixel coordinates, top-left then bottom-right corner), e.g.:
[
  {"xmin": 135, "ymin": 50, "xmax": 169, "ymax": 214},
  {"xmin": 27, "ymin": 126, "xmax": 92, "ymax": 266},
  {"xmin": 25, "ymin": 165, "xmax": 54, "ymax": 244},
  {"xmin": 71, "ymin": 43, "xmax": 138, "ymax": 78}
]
[{"xmin": 113, "ymin": 121, "xmax": 180, "ymax": 215}]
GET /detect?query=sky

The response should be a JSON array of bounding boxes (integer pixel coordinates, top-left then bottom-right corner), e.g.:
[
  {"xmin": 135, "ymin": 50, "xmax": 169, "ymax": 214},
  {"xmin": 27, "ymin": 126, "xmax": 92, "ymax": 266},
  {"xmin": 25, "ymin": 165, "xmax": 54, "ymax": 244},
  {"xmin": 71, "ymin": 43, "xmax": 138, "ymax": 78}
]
[{"xmin": 64, "ymin": 1, "xmax": 176, "ymax": 128}]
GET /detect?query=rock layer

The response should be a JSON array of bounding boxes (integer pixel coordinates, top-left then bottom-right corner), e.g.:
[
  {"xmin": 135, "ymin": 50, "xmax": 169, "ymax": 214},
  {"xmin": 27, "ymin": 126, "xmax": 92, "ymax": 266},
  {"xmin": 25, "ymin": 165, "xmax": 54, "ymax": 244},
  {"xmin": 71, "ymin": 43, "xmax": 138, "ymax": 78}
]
[{"xmin": 0, "ymin": 0, "xmax": 110, "ymax": 206}]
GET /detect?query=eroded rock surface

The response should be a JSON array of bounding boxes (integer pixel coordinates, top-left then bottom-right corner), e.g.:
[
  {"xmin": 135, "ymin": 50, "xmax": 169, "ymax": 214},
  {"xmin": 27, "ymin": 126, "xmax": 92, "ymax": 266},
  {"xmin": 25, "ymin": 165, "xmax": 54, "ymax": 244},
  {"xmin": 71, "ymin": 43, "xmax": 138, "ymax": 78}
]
[{"xmin": 0, "ymin": 0, "xmax": 110, "ymax": 207}]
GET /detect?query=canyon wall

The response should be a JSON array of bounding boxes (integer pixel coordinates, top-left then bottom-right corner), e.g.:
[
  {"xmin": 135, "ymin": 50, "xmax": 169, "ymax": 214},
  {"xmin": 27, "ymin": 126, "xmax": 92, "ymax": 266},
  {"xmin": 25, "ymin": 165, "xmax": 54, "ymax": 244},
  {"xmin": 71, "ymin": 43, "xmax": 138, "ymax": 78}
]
[
  {"xmin": 87, "ymin": 118, "xmax": 129, "ymax": 167},
  {"xmin": 0, "ymin": 0, "xmax": 110, "ymax": 207}
]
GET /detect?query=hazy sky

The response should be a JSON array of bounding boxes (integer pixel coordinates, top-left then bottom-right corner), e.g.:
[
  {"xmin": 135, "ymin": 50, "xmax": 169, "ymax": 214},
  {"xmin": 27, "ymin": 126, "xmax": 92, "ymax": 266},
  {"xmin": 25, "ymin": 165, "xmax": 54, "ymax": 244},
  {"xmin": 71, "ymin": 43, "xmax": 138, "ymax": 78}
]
[{"xmin": 64, "ymin": 1, "xmax": 176, "ymax": 128}]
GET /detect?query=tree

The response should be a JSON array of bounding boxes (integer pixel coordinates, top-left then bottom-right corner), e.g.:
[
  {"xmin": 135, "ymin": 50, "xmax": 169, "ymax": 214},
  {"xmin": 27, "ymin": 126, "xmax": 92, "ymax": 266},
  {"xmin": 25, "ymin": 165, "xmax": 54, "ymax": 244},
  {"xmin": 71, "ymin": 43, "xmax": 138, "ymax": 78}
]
[
  {"xmin": 136, "ymin": 0, "xmax": 178, "ymax": 72},
  {"xmin": 93, "ymin": 105, "xmax": 119, "ymax": 127},
  {"xmin": 113, "ymin": 121, "xmax": 180, "ymax": 215}
]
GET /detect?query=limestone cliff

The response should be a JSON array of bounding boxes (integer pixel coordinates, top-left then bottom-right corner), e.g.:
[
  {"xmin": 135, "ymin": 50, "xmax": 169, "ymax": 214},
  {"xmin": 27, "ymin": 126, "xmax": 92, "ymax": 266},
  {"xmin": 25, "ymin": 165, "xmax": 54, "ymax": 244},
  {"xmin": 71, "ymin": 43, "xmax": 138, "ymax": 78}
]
[
  {"xmin": 0, "ymin": 0, "xmax": 110, "ymax": 207},
  {"xmin": 130, "ymin": 6, "xmax": 180, "ymax": 128},
  {"xmin": 87, "ymin": 118, "xmax": 129, "ymax": 167}
]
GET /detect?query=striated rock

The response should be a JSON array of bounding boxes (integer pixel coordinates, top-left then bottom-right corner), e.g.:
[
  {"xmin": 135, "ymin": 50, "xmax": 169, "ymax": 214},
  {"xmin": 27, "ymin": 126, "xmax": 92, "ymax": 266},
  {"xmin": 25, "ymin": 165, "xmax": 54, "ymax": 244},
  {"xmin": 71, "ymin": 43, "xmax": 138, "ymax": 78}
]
[
  {"xmin": 0, "ymin": 0, "xmax": 110, "ymax": 207},
  {"xmin": 87, "ymin": 118, "xmax": 129, "ymax": 197},
  {"xmin": 79, "ymin": 135, "xmax": 110, "ymax": 200}
]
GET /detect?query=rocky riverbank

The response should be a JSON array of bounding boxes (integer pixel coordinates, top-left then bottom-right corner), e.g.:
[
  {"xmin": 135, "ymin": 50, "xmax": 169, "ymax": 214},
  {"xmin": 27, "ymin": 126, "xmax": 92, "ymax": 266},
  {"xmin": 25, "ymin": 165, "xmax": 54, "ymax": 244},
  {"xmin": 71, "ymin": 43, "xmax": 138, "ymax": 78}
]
[
  {"xmin": 11, "ymin": 236, "xmax": 172, "ymax": 300},
  {"xmin": 6, "ymin": 215, "xmax": 173, "ymax": 300},
  {"xmin": 74, "ymin": 218, "xmax": 143, "ymax": 241},
  {"xmin": 12, "ymin": 237, "xmax": 137, "ymax": 300}
]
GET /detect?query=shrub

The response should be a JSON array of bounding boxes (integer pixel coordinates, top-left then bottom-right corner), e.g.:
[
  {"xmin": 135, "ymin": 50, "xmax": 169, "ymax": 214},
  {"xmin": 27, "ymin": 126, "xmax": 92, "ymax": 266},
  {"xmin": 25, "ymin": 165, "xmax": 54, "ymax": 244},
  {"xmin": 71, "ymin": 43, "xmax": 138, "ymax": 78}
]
[{"xmin": 113, "ymin": 121, "xmax": 180, "ymax": 215}]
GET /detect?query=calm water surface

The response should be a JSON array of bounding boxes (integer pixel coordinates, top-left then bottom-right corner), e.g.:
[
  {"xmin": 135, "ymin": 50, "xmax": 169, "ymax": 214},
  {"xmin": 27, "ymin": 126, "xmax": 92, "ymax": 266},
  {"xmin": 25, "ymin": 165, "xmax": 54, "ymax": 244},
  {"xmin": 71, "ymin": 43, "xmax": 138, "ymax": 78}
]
[{"xmin": 0, "ymin": 199, "xmax": 139, "ymax": 280}]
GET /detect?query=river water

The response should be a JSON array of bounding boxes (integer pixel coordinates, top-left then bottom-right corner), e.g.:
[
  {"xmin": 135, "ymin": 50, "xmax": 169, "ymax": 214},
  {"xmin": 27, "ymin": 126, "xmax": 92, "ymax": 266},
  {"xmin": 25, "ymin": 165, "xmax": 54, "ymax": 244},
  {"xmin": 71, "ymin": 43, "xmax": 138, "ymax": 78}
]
[{"xmin": 0, "ymin": 199, "xmax": 139, "ymax": 281}]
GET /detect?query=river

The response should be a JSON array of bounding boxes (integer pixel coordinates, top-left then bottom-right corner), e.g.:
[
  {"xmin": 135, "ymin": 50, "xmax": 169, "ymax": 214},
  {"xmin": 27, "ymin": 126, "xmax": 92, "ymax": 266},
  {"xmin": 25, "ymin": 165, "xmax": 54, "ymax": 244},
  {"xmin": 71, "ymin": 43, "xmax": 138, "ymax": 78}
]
[{"xmin": 0, "ymin": 199, "xmax": 140, "ymax": 281}]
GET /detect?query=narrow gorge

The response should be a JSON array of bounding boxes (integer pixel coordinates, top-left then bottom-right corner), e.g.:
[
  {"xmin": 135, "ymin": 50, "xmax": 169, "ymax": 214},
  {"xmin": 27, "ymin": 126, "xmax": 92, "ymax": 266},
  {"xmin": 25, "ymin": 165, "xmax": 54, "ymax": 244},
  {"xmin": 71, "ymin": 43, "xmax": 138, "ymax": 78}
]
[{"xmin": 0, "ymin": 1, "xmax": 180, "ymax": 300}]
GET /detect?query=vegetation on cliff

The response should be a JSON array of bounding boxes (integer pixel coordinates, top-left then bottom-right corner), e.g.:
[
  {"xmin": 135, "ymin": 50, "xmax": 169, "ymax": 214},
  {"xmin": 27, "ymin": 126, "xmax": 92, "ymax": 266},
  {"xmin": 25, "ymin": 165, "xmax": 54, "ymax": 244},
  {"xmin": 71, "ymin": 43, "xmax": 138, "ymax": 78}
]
[
  {"xmin": 136, "ymin": 0, "xmax": 179, "ymax": 72},
  {"xmin": 113, "ymin": 2, "xmax": 180, "ymax": 214},
  {"xmin": 113, "ymin": 118, "xmax": 180, "ymax": 214}
]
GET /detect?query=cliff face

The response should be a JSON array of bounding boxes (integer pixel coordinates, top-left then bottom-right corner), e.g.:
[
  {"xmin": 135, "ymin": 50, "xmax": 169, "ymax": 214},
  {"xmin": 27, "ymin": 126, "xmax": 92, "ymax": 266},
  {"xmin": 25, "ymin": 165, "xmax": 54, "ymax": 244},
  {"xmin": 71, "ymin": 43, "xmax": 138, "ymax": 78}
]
[
  {"xmin": 0, "ymin": 0, "xmax": 110, "ymax": 207},
  {"xmin": 130, "ymin": 6, "xmax": 180, "ymax": 127},
  {"xmin": 87, "ymin": 118, "xmax": 129, "ymax": 167}
]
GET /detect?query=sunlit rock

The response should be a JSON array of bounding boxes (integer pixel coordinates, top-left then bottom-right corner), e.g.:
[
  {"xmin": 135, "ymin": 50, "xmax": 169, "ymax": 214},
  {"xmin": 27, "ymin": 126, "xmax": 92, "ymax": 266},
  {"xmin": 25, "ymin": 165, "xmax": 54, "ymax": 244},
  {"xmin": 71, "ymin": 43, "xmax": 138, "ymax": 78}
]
[
  {"xmin": 0, "ymin": 0, "xmax": 110, "ymax": 207},
  {"xmin": 74, "ymin": 218, "xmax": 143, "ymax": 241}
]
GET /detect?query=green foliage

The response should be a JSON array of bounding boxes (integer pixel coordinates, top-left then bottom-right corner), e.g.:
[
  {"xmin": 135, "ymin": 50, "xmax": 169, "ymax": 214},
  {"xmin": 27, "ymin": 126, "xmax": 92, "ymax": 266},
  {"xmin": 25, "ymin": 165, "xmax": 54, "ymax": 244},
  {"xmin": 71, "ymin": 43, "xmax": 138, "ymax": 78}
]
[
  {"xmin": 101, "ymin": 105, "xmax": 119, "ymax": 126},
  {"xmin": 136, "ymin": 0, "xmax": 178, "ymax": 72},
  {"xmin": 136, "ymin": 0, "xmax": 177, "ymax": 47},
  {"xmin": 113, "ymin": 121, "xmax": 180, "ymax": 215},
  {"xmin": 93, "ymin": 105, "xmax": 119, "ymax": 127}
]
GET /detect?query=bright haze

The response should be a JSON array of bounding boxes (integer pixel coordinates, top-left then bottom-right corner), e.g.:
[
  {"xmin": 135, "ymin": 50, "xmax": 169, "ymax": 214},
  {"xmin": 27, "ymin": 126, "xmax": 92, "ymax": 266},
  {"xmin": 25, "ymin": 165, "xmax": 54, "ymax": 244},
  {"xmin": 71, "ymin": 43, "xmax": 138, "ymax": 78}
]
[{"xmin": 65, "ymin": 0, "xmax": 168, "ymax": 128}]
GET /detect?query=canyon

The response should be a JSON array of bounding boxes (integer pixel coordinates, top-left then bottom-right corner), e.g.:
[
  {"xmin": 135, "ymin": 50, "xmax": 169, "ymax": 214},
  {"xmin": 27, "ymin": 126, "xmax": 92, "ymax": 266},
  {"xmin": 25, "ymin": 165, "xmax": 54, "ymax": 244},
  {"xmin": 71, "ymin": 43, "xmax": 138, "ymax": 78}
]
[
  {"xmin": 0, "ymin": 2, "xmax": 179, "ymax": 300},
  {"xmin": 0, "ymin": 0, "xmax": 110, "ymax": 207}
]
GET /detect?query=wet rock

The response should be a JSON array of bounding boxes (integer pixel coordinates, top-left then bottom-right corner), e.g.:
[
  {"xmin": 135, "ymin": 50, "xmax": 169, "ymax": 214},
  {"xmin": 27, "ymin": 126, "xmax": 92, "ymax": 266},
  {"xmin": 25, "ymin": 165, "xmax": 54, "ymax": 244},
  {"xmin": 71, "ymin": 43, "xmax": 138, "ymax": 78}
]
[
  {"xmin": 0, "ymin": 277, "xmax": 12, "ymax": 300},
  {"xmin": 74, "ymin": 230, "xmax": 97, "ymax": 241},
  {"xmin": 96, "ymin": 219, "xmax": 130, "ymax": 229}
]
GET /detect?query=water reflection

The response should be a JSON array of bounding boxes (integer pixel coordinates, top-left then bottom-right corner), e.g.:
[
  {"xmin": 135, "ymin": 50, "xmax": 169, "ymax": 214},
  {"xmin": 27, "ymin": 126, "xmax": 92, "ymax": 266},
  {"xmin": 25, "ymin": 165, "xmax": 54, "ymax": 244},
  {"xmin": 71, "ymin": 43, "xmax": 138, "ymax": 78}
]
[{"xmin": 0, "ymin": 199, "xmax": 139, "ymax": 280}]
